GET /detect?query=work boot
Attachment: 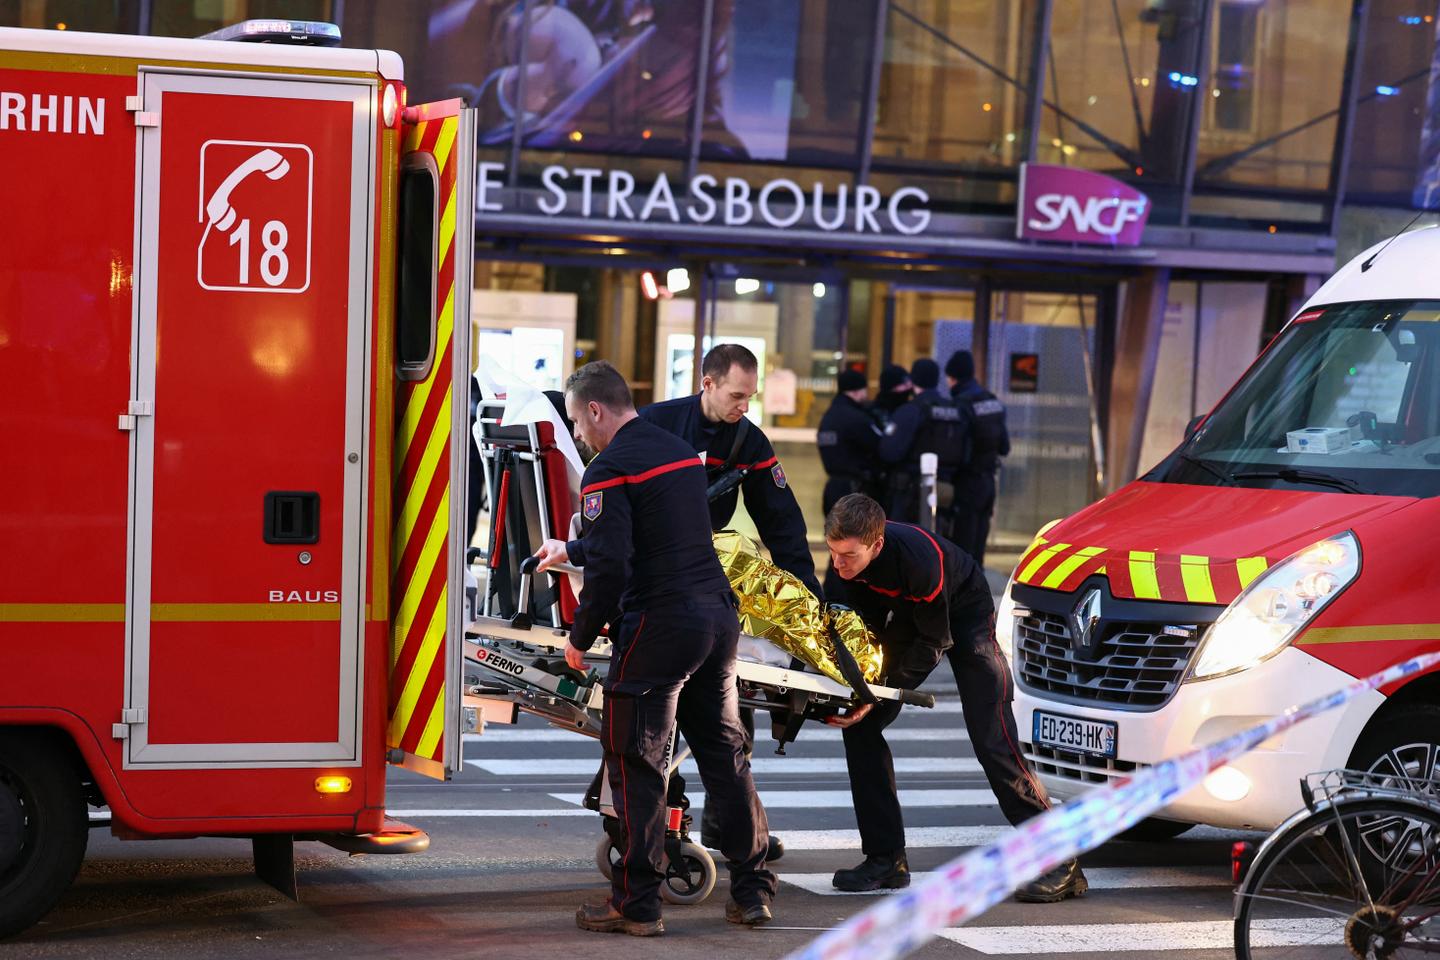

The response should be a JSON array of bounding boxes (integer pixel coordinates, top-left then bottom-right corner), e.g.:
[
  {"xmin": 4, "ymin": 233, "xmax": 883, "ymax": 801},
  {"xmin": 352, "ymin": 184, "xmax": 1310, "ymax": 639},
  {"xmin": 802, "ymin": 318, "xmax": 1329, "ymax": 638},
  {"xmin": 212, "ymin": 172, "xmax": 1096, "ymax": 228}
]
[
  {"xmin": 575, "ymin": 901, "xmax": 664, "ymax": 937},
  {"xmin": 832, "ymin": 852, "xmax": 910, "ymax": 892},
  {"xmin": 700, "ymin": 806, "xmax": 785, "ymax": 863},
  {"xmin": 725, "ymin": 899, "xmax": 773, "ymax": 926},
  {"xmin": 1014, "ymin": 860, "xmax": 1088, "ymax": 903}
]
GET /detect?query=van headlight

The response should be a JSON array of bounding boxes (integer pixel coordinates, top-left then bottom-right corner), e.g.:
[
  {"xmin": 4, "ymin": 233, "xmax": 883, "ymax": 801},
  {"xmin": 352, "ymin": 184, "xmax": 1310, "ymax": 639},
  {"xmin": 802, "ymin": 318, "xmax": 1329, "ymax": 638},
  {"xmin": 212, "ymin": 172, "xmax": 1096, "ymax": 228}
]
[
  {"xmin": 997, "ymin": 520, "xmax": 1059, "ymax": 661},
  {"xmin": 995, "ymin": 577, "xmax": 1019, "ymax": 661},
  {"xmin": 1189, "ymin": 531, "xmax": 1360, "ymax": 682}
]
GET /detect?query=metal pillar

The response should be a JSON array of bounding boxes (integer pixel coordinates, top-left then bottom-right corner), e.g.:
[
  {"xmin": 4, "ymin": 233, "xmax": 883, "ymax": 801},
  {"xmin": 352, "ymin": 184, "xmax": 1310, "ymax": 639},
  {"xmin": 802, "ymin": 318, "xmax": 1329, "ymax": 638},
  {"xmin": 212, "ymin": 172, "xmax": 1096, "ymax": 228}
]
[
  {"xmin": 972, "ymin": 279, "xmax": 992, "ymax": 387},
  {"xmin": 1106, "ymin": 269, "xmax": 1171, "ymax": 492},
  {"xmin": 506, "ymin": 0, "xmax": 537, "ymax": 188},
  {"xmin": 683, "ymin": 0, "xmax": 718, "ymax": 186},
  {"xmin": 1177, "ymin": 0, "xmax": 1217, "ymax": 226},
  {"xmin": 1326, "ymin": 0, "xmax": 1370, "ymax": 235},
  {"xmin": 856, "ymin": 0, "xmax": 891, "ymax": 185},
  {"xmin": 1021, "ymin": 0, "xmax": 1055, "ymax": 162},
  {"xmin": 691, "ymin": 264, "xmax": 711, "ymax": 394}
]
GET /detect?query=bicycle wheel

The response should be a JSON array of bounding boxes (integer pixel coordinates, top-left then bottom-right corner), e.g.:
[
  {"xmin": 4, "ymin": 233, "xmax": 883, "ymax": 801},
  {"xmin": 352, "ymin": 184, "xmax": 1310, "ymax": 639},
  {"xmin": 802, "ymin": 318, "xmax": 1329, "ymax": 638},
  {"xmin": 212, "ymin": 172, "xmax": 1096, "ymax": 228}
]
[{"xmin": 1235, "ymin": 797, "xmax": 1440, "ymax": 959}]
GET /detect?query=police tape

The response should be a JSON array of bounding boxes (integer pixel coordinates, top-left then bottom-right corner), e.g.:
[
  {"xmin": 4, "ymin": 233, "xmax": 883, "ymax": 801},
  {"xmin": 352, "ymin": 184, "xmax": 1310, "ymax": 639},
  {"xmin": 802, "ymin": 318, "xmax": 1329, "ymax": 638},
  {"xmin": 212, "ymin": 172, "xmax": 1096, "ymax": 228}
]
[{"xmin": 783, "ymin": 650, "xmax": 1440, "ymax": 960}]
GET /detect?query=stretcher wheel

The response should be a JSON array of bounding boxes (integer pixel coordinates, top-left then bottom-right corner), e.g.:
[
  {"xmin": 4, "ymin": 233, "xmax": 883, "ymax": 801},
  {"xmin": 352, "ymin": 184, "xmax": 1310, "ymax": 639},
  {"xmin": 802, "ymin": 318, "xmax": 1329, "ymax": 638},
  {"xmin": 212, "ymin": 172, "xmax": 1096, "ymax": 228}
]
[
  {"xmin": 595, "ymin": 835, "xmax": 620, "ymax": 881},
  {"xmin": 660, "ymin": 841, "xmax": 716, "ymax": 906}
]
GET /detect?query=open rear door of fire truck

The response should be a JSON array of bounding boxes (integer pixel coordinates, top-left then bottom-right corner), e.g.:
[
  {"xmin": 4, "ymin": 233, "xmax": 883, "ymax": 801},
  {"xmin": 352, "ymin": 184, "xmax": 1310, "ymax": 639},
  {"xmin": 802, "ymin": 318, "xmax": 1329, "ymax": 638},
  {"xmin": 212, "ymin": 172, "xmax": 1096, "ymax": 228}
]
[
  {"xmin": 386, "ymin": 100, "xmax": 476, "ymax": 780},
  {"xmin": 124, "ymin": 68, "xmax": 384, "ymax": 771}
]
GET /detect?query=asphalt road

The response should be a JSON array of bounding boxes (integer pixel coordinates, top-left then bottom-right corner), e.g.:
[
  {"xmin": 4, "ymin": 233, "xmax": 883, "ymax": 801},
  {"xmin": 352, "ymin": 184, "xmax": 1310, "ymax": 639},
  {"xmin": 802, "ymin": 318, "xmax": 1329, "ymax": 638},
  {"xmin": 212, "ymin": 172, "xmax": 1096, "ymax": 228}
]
[{"xmin": 1, "ymin": 676, "xmax": 1288, "ymax": 960}]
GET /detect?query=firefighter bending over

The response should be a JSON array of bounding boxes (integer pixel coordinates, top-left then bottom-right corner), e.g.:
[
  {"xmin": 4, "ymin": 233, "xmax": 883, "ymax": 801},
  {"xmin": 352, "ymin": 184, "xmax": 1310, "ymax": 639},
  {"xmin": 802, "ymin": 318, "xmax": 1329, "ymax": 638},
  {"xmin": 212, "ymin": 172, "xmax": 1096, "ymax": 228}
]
[
  {"xmin": 534, "ymin": 360, "xmax": 777, "ymax": 936},
  {"xmin": 823, "ymin": 493, "xmax": 1086, "ymax": 902}
]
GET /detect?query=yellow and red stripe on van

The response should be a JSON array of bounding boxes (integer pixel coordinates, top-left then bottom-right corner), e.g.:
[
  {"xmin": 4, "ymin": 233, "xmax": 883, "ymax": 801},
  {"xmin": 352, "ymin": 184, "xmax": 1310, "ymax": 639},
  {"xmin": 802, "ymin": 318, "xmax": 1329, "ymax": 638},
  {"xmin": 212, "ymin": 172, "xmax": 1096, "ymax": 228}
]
[
  {"xmin": 1013, "ymin": 536, "xmax": 1271, "ymax": 605},
  {"xmin": 386, "ymin": 109, "xmax": 460, "ymax": 780}
]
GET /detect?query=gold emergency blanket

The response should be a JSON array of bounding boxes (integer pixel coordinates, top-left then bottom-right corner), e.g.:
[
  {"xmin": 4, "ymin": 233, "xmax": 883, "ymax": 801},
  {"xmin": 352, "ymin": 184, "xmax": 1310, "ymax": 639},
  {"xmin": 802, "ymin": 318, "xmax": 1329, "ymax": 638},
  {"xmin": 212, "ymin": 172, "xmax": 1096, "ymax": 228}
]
[{"xmin": 712, "ymin": 530, "xmax": 883, "ymax": 686}]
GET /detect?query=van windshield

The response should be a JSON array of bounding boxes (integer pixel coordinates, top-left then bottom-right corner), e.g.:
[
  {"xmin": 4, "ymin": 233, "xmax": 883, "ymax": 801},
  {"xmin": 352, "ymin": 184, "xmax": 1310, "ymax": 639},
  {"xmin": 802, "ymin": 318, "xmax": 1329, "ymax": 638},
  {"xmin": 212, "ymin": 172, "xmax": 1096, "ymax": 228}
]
[{"xmin": 1154, "ymin": 300, "xmax": 1440, "ymax": 498}]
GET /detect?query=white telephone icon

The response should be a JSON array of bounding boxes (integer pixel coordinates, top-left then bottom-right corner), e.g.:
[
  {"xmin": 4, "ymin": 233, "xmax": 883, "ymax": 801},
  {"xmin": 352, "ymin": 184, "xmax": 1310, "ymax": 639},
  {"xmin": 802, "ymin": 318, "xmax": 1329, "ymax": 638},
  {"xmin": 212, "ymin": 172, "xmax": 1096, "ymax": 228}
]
[{"xmin": 205, "ymin": 148, "xmax": 290, "ymax": 231}]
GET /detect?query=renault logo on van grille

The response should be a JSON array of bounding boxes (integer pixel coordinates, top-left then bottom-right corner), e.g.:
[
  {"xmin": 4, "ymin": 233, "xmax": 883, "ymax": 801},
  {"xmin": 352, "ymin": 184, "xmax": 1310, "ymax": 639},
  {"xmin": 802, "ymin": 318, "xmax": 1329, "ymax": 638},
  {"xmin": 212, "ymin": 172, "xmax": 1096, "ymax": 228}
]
[{"xmin": 1071, "ymin": 588, "xmax": 1104, "ymax": 657}]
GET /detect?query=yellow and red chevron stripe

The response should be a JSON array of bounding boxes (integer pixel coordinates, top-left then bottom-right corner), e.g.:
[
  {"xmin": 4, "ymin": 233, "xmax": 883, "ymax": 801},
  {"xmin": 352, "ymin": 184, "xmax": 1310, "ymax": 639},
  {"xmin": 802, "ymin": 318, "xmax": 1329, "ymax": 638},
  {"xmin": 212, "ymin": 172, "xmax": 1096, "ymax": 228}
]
[
  {"xmin": 1013, "ymin": 536, "xmax": 1271, "ymax": 605},
  {"xmin": 387, "ymin": 112, "xmax": 461, "ymax": 779}
]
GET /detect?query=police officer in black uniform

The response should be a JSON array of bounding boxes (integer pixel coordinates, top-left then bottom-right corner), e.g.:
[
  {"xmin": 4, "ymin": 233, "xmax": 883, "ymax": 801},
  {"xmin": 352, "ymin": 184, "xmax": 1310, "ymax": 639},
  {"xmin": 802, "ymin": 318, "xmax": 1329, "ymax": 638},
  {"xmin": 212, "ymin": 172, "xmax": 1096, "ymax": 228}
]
[
  {"xmin": 878, "ymin": 357, "xmax": 968, "ymax": 535},
  {"xmin": 817, "ymin": 369, "xmax": 884, "ymax": 596},
  {"xmin": 641, "ymin": 343, "xmax": 822, "ymax": 597},
  {"xmin": 868, "ymin": 364, "xmax": 913, "ymax": 507},
  {"xmin": 822, "ymin": 493, "xmax": 1085, "ymax": 903},
  {"xmin": 872, "ymin": 363, "xmax": 913, "ymax": 421},
  {"xmin": 944, "ymin": 350, "xmax": 1010, "ymax": 567},
  {"xmin": 817, "ymin": 369, "xmax": 885, "ymax": 512},
  {"xmin": 533, "ymin": 361, "xmax": 777, "ymax": 936}
]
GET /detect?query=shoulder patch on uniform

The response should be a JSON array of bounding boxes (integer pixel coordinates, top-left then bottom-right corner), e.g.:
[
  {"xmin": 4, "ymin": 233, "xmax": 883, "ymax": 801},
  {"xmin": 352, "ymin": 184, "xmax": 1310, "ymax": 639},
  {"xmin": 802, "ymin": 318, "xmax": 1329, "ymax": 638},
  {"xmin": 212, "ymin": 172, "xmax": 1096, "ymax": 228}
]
[
  {"xmin": 771, "ymin": 463, "xmax": 787, "ymax": 489},
  {"xmin": 583, "ymin": 491, "xmax": 603, "ymax": 521}
]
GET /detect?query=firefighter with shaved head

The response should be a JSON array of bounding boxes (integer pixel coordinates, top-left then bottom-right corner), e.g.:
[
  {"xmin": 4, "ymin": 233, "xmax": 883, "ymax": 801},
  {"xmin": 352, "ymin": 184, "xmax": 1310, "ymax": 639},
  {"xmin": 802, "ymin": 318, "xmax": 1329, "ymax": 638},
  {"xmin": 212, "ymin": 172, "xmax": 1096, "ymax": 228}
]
[{"xmin": 534, "ymin": 360, "xmax": 776, "ymax": 936}]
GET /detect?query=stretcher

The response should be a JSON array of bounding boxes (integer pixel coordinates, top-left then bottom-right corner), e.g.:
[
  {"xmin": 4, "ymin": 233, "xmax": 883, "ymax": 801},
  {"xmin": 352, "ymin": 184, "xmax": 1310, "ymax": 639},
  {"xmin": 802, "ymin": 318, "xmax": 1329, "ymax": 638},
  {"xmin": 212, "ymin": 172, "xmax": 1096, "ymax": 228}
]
[{"xmin": 462, "ymin": 381, "xmax": 934, "ymax": 902}]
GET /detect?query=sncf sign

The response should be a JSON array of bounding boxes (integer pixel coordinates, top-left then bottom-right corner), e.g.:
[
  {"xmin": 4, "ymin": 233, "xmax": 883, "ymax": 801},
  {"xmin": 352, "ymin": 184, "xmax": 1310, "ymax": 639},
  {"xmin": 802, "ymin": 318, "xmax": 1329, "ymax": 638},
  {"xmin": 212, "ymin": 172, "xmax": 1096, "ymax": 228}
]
[{"xmin": 1017, "ymin": 163, "xmax": 1150, "ymax": 246}]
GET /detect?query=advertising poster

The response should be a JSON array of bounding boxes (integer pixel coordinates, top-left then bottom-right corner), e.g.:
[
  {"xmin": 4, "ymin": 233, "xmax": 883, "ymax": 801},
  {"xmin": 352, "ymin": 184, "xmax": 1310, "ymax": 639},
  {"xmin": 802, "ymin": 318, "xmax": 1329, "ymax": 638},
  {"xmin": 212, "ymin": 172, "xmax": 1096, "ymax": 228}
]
[
  {"xmin": 424, "ymin": 0, "xmax": 862, "ymax": 163},
  {"xmin": 1415, "ymin": 12, "xmax": 1440, "ymax": 208}
]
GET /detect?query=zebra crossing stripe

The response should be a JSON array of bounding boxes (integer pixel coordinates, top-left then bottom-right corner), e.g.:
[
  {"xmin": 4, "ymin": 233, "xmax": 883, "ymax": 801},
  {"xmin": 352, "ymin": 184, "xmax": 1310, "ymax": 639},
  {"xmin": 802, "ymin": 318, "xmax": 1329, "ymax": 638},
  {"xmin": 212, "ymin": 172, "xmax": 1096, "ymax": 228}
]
[
  {"xmin": 387, "ymin": 807, "xmax": 594, "ymax": 818},
  {"xmin": 780, "ymin": 866, "xmax": 1230, "ymax": 896},
  {"xmin": 472, "ymin": 756, "xmax": 981, "ymax": 776},
  {"xmin": 464, "ymin": 726, "xmax": 970, "ymax": 744},
  {"xmin": 550, "ymin": 790, "xmax": 999, "ymax": 812},
  {"xmin": 727, "ymin": 826, "xmax": 1012, "ymax": 850},
  {"xmin": 939, "ymin": 918, "xmax": 1338, "ymax": 954}
]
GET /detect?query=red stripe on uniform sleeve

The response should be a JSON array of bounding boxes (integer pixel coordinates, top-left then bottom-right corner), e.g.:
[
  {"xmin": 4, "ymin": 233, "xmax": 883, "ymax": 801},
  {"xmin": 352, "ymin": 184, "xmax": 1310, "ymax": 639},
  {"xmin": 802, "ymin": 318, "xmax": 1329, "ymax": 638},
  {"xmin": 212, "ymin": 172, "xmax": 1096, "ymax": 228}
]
[
  {"xmin": 582, "ymin": 458, "xmax": 702, "ymax": 494},
  {"xmin": 705, "ymin": 455, "xmax": 778, "ymax": 471}
]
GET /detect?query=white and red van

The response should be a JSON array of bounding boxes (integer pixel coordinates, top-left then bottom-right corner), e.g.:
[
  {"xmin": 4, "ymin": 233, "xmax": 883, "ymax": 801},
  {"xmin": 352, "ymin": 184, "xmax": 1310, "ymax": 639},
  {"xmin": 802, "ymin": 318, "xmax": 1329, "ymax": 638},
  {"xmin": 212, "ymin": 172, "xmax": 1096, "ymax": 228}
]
[{"xmin": 1003, "ymin": 226, "xmax": 1440, "ymax": 835}]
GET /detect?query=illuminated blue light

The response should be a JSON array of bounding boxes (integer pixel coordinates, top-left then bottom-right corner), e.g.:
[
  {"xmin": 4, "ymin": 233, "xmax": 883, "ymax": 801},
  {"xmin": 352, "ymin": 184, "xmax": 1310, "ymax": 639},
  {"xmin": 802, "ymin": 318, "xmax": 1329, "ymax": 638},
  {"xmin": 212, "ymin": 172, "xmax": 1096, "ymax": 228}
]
[
  {"xmin": 1400, "ymin": 15, "xmax": 1424, "ymax": 25},
  {"xmin": 1376, "ymin": 85, "xmax": 1400, "ymax": 96},
  {"xmin": 1167, "ymin": 71, "xmax": 1200, "ymax": 87}
]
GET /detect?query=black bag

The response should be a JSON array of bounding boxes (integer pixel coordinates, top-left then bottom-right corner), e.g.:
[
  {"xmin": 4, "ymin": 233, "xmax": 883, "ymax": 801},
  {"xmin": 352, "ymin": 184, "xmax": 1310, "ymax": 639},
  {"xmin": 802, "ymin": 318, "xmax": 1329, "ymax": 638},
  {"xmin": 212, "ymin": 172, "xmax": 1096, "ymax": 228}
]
[{"xmin": 705, "ymin": 417, "xmax": 752, "ymax": 501}]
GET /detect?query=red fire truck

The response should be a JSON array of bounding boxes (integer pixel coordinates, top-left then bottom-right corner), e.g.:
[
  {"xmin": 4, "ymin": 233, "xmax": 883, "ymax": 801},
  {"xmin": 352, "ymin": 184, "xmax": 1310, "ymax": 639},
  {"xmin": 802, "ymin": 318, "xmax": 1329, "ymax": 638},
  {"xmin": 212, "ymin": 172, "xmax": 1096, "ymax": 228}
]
[{"xmin": 0, "ymin": 21, "xmax": 476, "ymax": 937}]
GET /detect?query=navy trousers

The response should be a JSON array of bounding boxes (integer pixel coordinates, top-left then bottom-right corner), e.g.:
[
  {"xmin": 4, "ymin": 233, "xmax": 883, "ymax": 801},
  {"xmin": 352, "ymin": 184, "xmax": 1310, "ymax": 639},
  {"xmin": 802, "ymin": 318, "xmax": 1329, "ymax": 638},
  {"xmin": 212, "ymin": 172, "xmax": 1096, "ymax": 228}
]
[
  {"xmin": 842, "ymin": 604, "xmax": 1050, "ymax": 855},
  {"xmin": 602, "ymin": 596, "xmax": 776, "ymax": 921}
]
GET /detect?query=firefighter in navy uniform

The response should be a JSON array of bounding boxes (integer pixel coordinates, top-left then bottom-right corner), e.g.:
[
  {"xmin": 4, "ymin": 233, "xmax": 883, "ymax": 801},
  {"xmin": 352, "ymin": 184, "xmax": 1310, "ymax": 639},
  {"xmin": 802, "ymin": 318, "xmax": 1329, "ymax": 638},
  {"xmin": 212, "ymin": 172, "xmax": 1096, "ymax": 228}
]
[
  {"xmin": 822, "ymin": 494, "xmax": 1085, "ymax": 902},
  {"xmin": 641, "ymin": 343, "xmax": 816, "ymax": 858},
  {"xmin": 944, "ymin": 350, "xmax": 1010, "ymax": 567},
  {"xmin": 533, "ymin": 361, "xmax": 777, "ymax": 936},
  {"xmin": 640, "ymin": 342, "xmax": 822, "ymax": 597},
  {"xmin": 816, "ymin": 368, "xmax": 884, "ymax": 596},
  {"xmin": 878, "ymin": 357, "xmax": 968, "ymax": 535}
]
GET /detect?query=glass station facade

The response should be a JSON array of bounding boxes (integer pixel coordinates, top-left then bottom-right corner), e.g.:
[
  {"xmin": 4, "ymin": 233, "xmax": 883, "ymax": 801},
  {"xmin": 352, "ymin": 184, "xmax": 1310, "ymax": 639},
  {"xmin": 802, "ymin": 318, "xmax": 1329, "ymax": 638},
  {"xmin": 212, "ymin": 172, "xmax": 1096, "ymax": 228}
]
[{"xmin": 9, "ymin": 0, "xmax": 1438, "ymax": 569}]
